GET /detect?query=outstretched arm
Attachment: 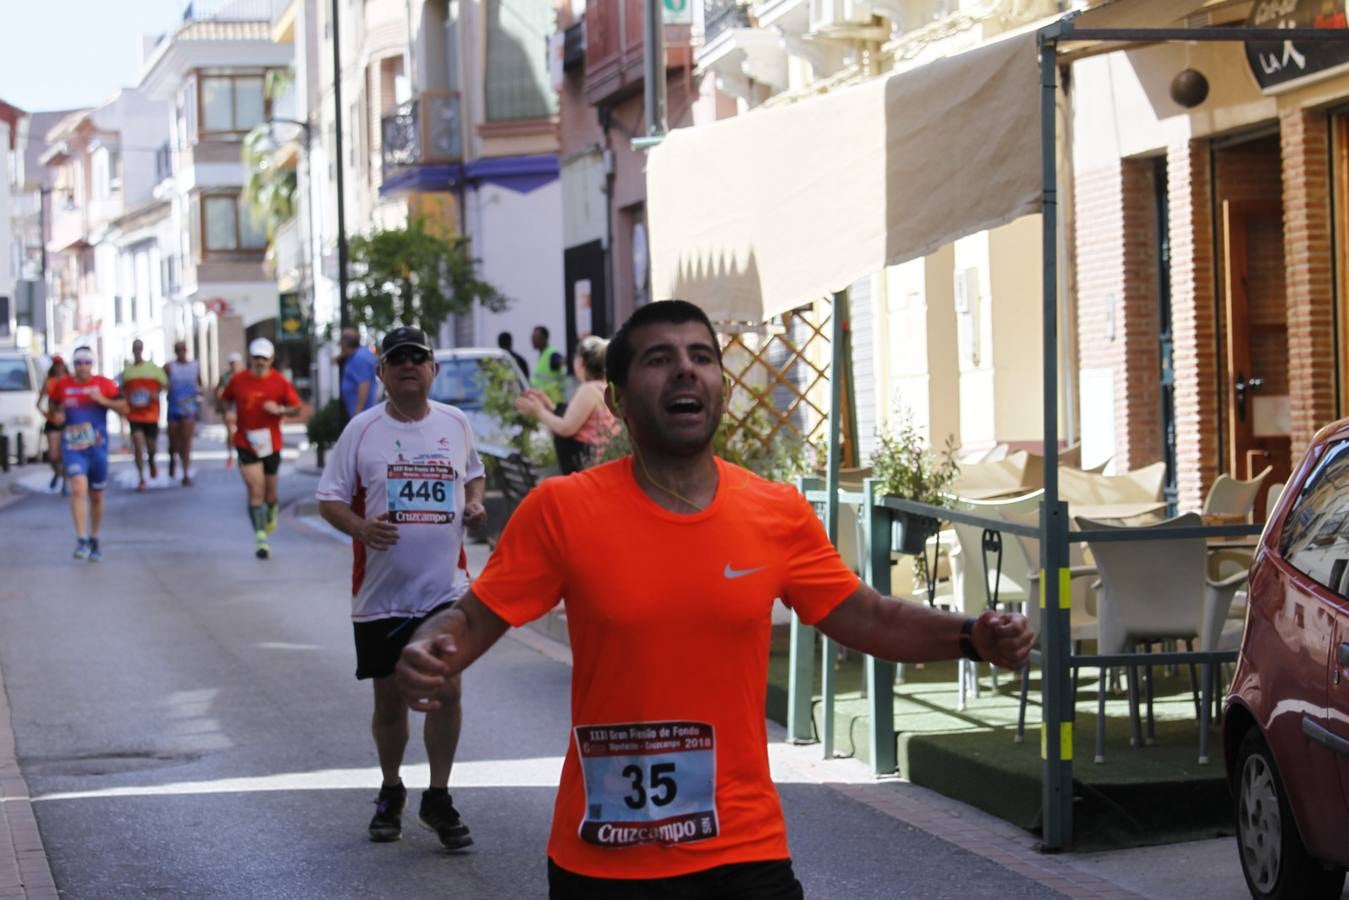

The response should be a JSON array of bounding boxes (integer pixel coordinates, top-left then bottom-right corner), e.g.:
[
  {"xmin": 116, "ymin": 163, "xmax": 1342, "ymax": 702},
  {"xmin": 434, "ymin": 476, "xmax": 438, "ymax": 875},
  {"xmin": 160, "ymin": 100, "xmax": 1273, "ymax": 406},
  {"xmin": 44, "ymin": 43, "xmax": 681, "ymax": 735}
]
[
  {"xmin": 815, "ymin": 583, "xmax": 1033, "ymax": 669},
  {"xmin": 396, "ymin": 592, "xmax": 509, "ymax": 710}
]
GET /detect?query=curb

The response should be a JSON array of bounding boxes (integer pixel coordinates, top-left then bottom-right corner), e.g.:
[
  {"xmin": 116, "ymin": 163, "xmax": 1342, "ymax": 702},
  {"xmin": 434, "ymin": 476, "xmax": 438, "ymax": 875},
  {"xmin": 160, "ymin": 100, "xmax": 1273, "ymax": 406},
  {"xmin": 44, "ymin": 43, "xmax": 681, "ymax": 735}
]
[{"xmin": 0, "ymin": 663, "xmax": 57, "ymax": 900}]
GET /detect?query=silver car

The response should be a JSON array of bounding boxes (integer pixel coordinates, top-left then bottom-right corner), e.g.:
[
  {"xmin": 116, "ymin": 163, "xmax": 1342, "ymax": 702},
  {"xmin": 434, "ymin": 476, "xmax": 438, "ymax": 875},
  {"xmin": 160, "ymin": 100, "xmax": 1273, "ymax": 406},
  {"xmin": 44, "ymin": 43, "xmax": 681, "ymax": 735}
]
[{"xmin": 429, "ymin": 347, "xmax": 530, "ymax": 454}]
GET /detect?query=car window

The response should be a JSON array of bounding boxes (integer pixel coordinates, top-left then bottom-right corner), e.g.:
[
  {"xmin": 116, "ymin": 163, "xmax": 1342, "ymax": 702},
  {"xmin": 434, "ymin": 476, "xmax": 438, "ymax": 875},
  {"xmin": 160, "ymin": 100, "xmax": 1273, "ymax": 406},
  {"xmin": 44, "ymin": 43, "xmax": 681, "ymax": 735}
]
[
  {"xmin": 1281, "ymin": 438, "xmax": 1349, "ymax": 597},
  {"xmin": 0, "ymin": 358, "xmax": 33, "ymax": 392},
  {"xmin": 430, "ymin": 358, "xmax": 491, "ymax": 410}
]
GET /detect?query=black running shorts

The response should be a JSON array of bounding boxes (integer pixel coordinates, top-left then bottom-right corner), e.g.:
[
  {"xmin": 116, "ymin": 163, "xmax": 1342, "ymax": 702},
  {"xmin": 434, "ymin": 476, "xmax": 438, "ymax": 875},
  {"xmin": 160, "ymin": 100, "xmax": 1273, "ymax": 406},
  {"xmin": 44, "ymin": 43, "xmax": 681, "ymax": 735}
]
[
  {"xmin": 236, "ymin": 446, "xmax": 282, "ymax": 475},
  {"xmin": 353, "ymin": 601, "xmax": 458, "ymax": 680}
]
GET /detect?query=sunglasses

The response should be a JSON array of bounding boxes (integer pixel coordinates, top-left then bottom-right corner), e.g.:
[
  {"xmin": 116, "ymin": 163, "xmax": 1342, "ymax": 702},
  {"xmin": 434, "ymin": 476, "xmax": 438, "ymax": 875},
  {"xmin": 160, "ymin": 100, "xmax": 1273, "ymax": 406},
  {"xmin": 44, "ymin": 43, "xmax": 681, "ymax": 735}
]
[
  {"xmin": 73, "ymin": 359, "xmax": 94, "ymax": 366},
  {"xmin": 384, "ymin": 348, "xmax": 430, "ymax": 366},
  {"xmin": 250, "ymin": 355, "xmax": 270, "ymax": 362}
]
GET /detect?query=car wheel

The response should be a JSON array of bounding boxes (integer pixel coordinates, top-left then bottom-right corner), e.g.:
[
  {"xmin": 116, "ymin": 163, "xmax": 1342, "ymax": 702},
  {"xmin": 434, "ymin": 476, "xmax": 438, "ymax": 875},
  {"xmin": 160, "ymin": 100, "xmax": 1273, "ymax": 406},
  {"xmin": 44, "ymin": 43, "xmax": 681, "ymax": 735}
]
[{"xmin": 1236, "ymin": 729, "xmax": 1346, "ymax": 900}]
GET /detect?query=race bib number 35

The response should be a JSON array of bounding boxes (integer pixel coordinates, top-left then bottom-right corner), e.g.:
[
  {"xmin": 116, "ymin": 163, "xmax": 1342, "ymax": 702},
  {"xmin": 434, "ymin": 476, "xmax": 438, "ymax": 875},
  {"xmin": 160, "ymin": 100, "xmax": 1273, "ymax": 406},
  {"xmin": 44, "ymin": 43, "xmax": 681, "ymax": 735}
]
[
  {"xmin": 386, "ymin": 462, "xmax": 455, "ymax": 524},
  {"xmin": 574, "ymin": 720, "xmax": 718, "ymax": 848}
]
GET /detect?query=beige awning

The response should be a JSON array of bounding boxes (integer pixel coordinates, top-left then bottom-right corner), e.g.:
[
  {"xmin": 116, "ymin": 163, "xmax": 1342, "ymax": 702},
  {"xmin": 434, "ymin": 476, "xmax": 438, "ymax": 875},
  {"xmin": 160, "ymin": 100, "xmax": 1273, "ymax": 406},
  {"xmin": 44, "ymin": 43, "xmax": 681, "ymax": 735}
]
[
  {"xmin": 648, "ymin": 31, "xmax": 1041, "ymax": 322},
  {"xmin": 647, "ymin": 0, "xmax": 1217, "ymax": 323}
]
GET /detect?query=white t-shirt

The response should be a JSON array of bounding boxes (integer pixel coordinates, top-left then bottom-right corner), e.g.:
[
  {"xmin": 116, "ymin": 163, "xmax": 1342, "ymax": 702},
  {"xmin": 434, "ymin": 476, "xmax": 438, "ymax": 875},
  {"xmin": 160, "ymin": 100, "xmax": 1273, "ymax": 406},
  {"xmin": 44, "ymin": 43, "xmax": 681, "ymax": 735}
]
[{"xmin": 316, "ymin": 401, "xmax": 486, "ymax": 621}]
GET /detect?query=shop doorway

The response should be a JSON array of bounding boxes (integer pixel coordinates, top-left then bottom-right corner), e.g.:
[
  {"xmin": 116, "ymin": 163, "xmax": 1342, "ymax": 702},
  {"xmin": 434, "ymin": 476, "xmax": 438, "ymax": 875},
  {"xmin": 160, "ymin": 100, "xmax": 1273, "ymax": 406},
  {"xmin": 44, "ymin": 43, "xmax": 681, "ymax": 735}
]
[{"xmin": 1220, "ymin": 198, "xmax": 1291, "ymax": 495}]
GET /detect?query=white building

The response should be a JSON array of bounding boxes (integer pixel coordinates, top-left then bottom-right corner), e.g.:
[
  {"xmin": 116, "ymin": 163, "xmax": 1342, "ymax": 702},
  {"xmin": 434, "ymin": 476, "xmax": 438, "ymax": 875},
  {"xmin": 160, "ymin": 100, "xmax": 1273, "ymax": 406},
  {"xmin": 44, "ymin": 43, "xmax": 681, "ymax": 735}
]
[{"xmin": 137, "ymin": 0, "xmax": 296, "ymax": 394}]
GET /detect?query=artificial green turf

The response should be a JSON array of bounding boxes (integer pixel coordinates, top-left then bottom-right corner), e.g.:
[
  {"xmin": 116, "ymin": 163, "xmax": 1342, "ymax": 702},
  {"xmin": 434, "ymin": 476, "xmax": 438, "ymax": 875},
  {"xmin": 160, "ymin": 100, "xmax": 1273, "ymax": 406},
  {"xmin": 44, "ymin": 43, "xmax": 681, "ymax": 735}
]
[{"xmin": 767, "ymin": 630, "xmax": 1235, "ymax": 850}]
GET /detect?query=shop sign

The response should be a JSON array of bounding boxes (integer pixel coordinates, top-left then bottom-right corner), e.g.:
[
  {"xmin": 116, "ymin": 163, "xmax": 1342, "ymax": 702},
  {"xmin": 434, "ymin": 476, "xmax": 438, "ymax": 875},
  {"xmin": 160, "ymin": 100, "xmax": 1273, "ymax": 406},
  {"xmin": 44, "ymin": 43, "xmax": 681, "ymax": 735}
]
[
  {"xmin": 278, "ymin": 292, "xmax": 308, "ymax": 344},
  {"xmin": 1246, "ymin": 0, "xmax": 1349, "ymax": 93}
]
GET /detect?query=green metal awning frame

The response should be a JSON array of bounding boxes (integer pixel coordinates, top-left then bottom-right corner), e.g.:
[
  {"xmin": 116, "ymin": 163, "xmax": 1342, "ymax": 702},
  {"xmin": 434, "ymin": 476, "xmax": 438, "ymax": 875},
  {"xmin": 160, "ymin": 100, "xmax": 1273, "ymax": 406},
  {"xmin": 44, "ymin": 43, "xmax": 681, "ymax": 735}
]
[{"xmin": 787, "ymin": 17, "xmax": 1349, "ymax": 850}]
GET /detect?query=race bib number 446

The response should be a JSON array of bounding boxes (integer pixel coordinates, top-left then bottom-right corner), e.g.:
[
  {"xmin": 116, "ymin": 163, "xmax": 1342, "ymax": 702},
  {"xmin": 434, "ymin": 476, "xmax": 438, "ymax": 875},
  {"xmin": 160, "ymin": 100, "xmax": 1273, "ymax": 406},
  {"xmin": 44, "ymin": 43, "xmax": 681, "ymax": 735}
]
[
  {"xmin": 574, "ymin": 720, "xmax": 718, "ymax": 848},
  {"xmin": 386, "ymin": 462, "xmax": 455, "ymax": 524}
]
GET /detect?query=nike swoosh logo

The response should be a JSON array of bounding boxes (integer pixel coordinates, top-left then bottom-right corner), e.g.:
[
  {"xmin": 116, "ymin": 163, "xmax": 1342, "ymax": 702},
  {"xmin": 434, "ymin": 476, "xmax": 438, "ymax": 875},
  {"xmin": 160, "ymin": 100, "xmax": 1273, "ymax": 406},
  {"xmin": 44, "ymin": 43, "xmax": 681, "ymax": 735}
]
[{"xmin": 724, "ymin": 564, "xmax": 767, "ymax": 580}]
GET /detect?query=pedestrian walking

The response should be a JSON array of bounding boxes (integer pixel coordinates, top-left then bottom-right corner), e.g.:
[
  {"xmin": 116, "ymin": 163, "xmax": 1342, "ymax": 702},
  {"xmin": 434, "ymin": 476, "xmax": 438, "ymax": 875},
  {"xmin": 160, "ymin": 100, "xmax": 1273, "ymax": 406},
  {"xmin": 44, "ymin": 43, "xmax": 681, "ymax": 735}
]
[
  {"xmin": 514, "ymin": 335, "xmax": 619, "ymax": 474},
  {"xmin": 122, "ymin": 339, "xmax": 168, "ymax": 491},
  {"xmin": 497, "ymin": 331, "xmax": 530, "ymax": 380},
  {"xmin": 48, "ymin": 346, "xmax": 128, "ymax": 561},
  {"xmin": 37, "ymin": 356, "xmax": 67, "ymax": 494},
  {"xmin": 397, "ymin": 300, "xmax": 1032, "ymax": 898},
  {"xmin": 317, "ymin": 325, "xmax": 486, "ymax": 849},
  {"xmin": 165, "ymin": 340, "xmax": 203, "ymax": 486},
  {"xmin": 529, "ymin": 325, "xmax": 565, "ymax": 408},
  {"xmin": 215, "ymin": 352, "xmax": 245, "ymax": 469},
  {"xmin": 339, "ymin": 327, "xmax": 379, "ymax": 419},
  {"xmin": 219, "ymin": 338, "xmax": 302, "ymax": 559}
]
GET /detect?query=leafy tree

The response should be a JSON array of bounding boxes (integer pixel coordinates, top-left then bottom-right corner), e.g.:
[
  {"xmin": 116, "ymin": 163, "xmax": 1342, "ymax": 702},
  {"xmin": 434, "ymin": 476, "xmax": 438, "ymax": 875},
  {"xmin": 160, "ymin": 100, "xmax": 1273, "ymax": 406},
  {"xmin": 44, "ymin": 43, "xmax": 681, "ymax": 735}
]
[
  {"xmin": 347, "ymin": 218, "xmax": 509, "ymax": 337},
  {"xmin": 241, "ymin": 67, "xmax": 299, "ymax": 255}
]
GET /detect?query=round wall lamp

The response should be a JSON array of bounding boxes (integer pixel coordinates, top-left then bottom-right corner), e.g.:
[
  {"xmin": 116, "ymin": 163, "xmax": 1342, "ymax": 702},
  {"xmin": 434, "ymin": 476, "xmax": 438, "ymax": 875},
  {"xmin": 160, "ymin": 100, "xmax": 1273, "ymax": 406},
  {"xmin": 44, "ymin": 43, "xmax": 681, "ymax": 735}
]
[{"xmin": 1170, "ymin": 68, "xmax": 1209, "ymax": 108}]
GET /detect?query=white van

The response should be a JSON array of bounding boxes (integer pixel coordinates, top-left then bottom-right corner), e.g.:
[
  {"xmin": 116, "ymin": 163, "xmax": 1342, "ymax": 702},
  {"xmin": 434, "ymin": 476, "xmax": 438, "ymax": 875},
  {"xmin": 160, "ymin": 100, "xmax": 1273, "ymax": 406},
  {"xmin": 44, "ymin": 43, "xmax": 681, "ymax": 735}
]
[{"xmin": 0, "ymin": 351, "xmax": 45, "ymax": 463}]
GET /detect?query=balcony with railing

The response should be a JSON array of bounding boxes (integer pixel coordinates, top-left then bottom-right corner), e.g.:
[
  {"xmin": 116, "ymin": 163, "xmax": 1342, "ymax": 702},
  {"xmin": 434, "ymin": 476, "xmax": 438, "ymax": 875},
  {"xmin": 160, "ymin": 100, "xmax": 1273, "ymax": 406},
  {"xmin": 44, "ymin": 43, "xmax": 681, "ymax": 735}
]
[
  {"xmin": 703, "ymin": 0, "xmax": 752, "ymax": 45},
  {"xmin": 380, "ymin": 92, "xmax": 464, "ymax": 181},
  {"xmin": 584, "ymin": 0, "xmax": 693, "ymax": 106}
]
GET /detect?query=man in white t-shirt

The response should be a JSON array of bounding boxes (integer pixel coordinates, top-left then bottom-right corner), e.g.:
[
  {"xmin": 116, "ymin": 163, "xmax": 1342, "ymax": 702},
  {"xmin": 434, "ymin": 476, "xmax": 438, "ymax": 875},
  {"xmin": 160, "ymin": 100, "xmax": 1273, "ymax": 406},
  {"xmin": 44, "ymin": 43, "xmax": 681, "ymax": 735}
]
[{"xmin": 317, "ymin": 325, "xmax": 487, "ymax": 850}]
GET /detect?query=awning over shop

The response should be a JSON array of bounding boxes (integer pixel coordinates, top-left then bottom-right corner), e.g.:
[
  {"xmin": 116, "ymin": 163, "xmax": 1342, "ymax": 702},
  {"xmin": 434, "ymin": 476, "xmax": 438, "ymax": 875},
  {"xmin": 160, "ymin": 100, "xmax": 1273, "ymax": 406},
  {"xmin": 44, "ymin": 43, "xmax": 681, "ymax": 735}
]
[
  {"xmin": 646, "ymin": 0, "xmax": 1214, "ymax": 323},
  {"xmin": 648, "ymin": 31, "xmax": 1040, "ymax": 322}
]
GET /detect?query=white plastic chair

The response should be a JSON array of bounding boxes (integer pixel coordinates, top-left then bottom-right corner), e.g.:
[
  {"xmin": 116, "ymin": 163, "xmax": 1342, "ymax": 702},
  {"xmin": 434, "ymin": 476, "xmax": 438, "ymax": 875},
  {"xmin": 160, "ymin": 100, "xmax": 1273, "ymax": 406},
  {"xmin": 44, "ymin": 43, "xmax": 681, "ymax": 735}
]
[
  {"xmin": 1204, "ymin": 466, "xmax": 1273, "ymax": 522},
  {"xmin": 947, "ymin": 490, "xmax": 1043, "ymax": 709},
  {"xmin": 1075, "ymin": 513, "xmax": 1248, "ymax": 764}
]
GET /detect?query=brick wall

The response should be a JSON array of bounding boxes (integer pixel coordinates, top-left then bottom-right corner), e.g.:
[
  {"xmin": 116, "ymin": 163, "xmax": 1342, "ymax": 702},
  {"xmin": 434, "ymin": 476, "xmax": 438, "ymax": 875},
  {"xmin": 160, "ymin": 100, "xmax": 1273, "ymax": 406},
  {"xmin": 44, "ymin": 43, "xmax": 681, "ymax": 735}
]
[
  {"xmin": 1073, "ymin": 158, "xmax": 1162, "ymax": 473},
  {"xmin": 1168, "ymin": 140, "xmax": 1220, "ymax": 512},
  {"xmin": 1280, "ymin": 108, "xmax": 1337, "ymax": 458}
]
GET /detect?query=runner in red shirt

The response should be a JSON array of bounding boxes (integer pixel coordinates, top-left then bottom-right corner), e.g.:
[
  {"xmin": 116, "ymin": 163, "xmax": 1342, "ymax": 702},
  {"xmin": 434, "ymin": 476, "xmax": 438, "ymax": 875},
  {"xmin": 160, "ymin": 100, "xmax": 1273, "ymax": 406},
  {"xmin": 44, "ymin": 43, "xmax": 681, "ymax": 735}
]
[
  {"xmin": 122, "ymin": 338, "xmax": 168, "ymax": 491},
  {"xmin": 219, "ymin": 337, "xmax": 302, "ymax": 559},
  {"xmin": 396, "ymin": 301, "xmax": 1032, "ymax": 896}
]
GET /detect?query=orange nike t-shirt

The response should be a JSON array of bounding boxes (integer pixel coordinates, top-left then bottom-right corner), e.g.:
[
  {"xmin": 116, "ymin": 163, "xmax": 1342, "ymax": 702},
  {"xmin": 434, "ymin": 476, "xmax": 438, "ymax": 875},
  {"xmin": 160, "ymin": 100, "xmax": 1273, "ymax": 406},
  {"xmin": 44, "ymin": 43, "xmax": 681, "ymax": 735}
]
[{"xmin": 472, "ymin": 456, "xmax": 860, "ymax": 880}]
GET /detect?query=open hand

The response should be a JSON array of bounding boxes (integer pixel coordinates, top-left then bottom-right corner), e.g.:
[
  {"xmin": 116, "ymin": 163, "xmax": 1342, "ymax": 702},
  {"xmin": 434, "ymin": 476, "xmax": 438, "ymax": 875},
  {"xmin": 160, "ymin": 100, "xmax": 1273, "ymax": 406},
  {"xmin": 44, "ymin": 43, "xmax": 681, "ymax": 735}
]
[
  {"xmin": 513, "ymin": 392, "xmax": 545, "ymax": 418},
  {"xmin": 973, "ymin": 609, "xmax": 1034, "ymax": 670},
  {"xmin": 357, "ymin": 513, "xmax": 399, "ymax": 550},
  {"xmin": 262, "ymin": 400, "xmax": 283, "ymax": 416}
]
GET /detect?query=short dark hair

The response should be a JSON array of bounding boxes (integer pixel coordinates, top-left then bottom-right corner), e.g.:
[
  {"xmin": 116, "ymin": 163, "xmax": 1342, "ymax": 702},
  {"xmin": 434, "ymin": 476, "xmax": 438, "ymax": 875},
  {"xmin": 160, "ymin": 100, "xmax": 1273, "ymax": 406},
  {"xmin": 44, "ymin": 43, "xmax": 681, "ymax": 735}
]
[
  {"xmin": 604, "ymin": 300, "xmax": 721, "ymax": 387},
  {"xmin": 340, "ymin": 327, "xmax": 360, "ymax": 350},
  {"xmin": 533, "ymin": 325, "xmax": 549, "ymax": 340},
  {"xmin": 497, "ymin": 331, "xmax": 513, "ymax": 349}
]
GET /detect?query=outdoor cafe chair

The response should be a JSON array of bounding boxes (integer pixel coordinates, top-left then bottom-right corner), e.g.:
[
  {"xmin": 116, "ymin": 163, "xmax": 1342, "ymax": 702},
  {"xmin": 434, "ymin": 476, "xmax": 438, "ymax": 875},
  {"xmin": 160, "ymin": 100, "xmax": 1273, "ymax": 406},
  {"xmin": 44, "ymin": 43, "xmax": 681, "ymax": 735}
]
[
  {"xmin": 1075, "ymin": 513, "xmax": 1249, "ymax": 764},
  {"xmin": 1203, "ymin": 466, "xmax": 1273, "ymax": 523},
  {"xmin": 947, "ymin": 490, "xmax": 1043, "ymax": 709}
]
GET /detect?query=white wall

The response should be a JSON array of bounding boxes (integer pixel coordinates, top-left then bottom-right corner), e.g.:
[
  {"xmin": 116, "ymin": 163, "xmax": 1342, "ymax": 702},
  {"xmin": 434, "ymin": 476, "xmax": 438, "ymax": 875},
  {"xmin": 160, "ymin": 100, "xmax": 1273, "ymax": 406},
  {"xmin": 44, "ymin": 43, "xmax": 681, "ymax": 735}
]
[
  {"xmin": 0, "ymin": 119, "xmax": 12, "ymax": 343},
  {"xmin": 469, "ymin": 179, "xmax": 564, "ymax": 352}
]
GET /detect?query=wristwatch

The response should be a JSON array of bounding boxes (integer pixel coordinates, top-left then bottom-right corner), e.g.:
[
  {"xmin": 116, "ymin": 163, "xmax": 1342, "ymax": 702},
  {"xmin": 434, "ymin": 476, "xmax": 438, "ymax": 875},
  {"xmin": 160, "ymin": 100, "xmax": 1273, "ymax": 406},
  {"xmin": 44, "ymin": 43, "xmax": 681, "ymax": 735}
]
[{"xmin": 959, "ymin": 617, "xmax": 984, "ymax": 662}]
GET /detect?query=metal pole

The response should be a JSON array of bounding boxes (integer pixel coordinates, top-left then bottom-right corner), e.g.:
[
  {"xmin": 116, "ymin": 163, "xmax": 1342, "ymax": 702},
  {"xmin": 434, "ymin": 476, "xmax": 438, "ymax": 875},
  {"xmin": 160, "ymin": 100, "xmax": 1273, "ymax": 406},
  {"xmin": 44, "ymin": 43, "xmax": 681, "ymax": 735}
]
[
  {"xmin": 1039, "ymin": 30, "xmax": 1073, "ymax": 851},
  {"xmin": 865, "ymin": 476, "xmax": 897, "ymax": 773},
  {"xmin": 820, "ymin": 289, "xmax": 847, "ymax": 759},
  {"xmin": 787, "ymin": 482, "xmax": 817, "ymax": 743},
  {"xmin": 642, "ymin": 0, "xmax": 667, "ymax": 137},
  {"xmin": 331, "ymin": 0, "xmax": 351, "ymax": 423}
]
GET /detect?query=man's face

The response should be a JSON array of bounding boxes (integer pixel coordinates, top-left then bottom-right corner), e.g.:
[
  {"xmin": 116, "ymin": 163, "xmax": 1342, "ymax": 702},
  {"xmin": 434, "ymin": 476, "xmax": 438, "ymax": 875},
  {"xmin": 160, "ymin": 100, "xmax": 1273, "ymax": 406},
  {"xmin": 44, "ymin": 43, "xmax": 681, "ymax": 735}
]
[
  {"xmin": 378, "ymin": 346, "xmax": 435, "ymax": 402},
  {"xmin": 250, "ymin": 354, "xmax": 272, "ymax": 376},
  {"xmin": 174, "ymin": 343, "xmax": 187, "ymax": 360},
  {"xmin": 613, "ymin": 321, "xmax": 724, "ymax": 456},
  {"xmin": 132, "ymin": 340, "xmax": 144, "ymax": 362},
  {"xmin": 72, "ymin": 356, "xmax": 95, "ymax": 382},
  {"xmin": 531, "ymin": 328, "xmax": 546, "ymax": 351}
]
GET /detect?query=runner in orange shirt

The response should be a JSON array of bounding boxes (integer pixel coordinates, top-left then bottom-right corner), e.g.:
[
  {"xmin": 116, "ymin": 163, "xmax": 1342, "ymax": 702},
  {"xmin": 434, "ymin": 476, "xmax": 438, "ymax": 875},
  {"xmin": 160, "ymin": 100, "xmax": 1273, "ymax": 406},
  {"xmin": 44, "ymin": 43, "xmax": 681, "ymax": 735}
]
[
  {"xmin": 396, "ymin": 300, "xmax": 1032, "ymax": 896},
  {"xmin": 219, "ymin": 338, "xmax": 302, "ymax": 559},
  {"xmin": 122, "ymin": 339, "xmax": 168, "ymax": 491}
]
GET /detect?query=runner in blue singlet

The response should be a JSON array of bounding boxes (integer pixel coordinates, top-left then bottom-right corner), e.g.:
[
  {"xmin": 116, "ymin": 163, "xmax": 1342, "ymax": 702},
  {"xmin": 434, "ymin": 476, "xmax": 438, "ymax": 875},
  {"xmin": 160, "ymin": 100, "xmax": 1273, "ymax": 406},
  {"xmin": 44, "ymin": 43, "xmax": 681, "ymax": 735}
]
[{"xmin": 165, "ymin": 340, "xmax": 202, "ymax": 486}]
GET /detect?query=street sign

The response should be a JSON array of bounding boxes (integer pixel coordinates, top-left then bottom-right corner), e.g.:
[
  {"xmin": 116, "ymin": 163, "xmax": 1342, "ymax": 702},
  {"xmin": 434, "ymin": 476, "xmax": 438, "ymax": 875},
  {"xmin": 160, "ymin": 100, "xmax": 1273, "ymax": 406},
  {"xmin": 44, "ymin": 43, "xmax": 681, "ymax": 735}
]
[
  {"xmin": 278, "ymin": 292, "xmax": 308, "ymax": 344},
  {"xmin": 663, "ymin": 0, "xmax": 691, "ymax": 26},
  {"xmin": 1245, "ymin": 0, "xmax": 1349, "ymax": 92}
]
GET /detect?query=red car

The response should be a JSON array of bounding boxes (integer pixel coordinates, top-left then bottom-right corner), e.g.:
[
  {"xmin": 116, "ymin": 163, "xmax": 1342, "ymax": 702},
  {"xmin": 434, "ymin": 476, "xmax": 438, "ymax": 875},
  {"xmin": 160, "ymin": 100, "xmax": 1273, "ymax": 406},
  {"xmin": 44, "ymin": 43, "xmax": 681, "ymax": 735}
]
[{"xmin": 1225, "ymin": 417, "xmax": 1349, "ymax": 900}]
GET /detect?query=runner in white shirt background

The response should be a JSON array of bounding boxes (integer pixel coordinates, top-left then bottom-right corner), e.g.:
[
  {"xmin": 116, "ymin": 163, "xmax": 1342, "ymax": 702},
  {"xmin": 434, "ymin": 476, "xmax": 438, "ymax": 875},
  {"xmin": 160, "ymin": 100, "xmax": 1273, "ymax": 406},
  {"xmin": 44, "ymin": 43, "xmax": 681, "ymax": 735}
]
[{"xmin": 316, "ymin": 326, "xmax": 487, "ymax": 851}]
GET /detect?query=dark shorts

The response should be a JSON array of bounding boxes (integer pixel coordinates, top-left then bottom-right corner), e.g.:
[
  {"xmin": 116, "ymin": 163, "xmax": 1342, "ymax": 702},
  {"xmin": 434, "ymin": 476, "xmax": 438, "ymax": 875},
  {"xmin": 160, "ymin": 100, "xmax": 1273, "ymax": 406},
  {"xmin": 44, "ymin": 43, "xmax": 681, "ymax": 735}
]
[
  {"xmin": 546, "ymin": 858, "xmax": 803, "ymax": 900},
  {"xmin": 353, "ymin": 601, "xmax": 457, "ymax": 680},
  {"xmin": 43, "ymin": 421, "xmax": 60, "ymax": 434},
  {"xmin": 129, "ymin": 421, "xmax": 160, "ymax": 442},
  {"xmin": 236, "ymin": 446, "xmax": 282, "ymax": 475}
]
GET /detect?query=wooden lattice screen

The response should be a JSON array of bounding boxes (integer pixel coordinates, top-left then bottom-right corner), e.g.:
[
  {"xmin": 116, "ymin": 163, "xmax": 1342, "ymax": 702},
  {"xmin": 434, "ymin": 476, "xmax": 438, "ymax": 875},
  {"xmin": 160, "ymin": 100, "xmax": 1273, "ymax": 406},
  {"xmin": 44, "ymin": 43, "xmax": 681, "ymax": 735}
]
[{"xmin": 715, "ymin": 302, "xmax": 856, "ymax": 466}]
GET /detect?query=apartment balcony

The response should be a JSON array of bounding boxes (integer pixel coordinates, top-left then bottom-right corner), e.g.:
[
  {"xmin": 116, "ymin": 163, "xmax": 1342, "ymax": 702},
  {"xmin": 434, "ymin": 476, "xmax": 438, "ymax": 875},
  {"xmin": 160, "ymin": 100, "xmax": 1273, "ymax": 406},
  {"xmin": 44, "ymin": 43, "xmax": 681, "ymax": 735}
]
[
  {"xmin": 380, "ymin": 92, "xmax": 464, "ymax": 183},
  {"xmin": 155, "ymin": 141, "xmax": 174, "ymax": 185},
  {"xmin": 703, "ymin": 0, "xmax": 752, "ymax": 44},
  {"xmin": 584, "ymin": 0, "xmax": 692, "ymax": 106}
]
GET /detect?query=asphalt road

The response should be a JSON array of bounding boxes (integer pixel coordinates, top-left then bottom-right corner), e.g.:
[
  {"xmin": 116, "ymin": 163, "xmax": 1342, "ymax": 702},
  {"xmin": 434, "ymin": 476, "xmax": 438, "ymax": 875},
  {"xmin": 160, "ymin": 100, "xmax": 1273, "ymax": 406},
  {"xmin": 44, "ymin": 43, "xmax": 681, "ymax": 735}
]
[{"xmin": 0, "ymin": 455, "xmax": 1065, "ymax": 899}]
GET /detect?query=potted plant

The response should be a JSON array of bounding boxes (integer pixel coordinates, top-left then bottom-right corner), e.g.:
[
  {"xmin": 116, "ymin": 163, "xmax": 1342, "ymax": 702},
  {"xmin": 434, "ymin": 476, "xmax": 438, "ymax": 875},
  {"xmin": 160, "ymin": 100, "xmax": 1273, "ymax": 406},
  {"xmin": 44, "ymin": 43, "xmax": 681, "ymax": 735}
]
[{"xmin": 869, "ymin": 412, "xmax": 959, "ymax": 554}]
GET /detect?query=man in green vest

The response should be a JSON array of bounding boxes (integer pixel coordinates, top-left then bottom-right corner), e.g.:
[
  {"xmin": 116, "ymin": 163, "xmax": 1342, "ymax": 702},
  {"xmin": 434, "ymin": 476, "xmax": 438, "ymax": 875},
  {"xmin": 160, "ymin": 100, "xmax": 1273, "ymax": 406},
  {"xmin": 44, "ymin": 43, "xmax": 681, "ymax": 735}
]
[{"xmin": 530, "ymin": 325, "xmax": 565, "ymax": 408}]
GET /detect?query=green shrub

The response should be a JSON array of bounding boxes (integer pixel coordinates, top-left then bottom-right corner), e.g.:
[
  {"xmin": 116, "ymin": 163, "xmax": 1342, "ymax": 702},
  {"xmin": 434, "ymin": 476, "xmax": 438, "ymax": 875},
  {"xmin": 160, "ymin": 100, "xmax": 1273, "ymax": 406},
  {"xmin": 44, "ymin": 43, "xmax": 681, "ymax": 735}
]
[{"xmin": 306, "ymin": 398, "xmax": 345, "ymax": 447}]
